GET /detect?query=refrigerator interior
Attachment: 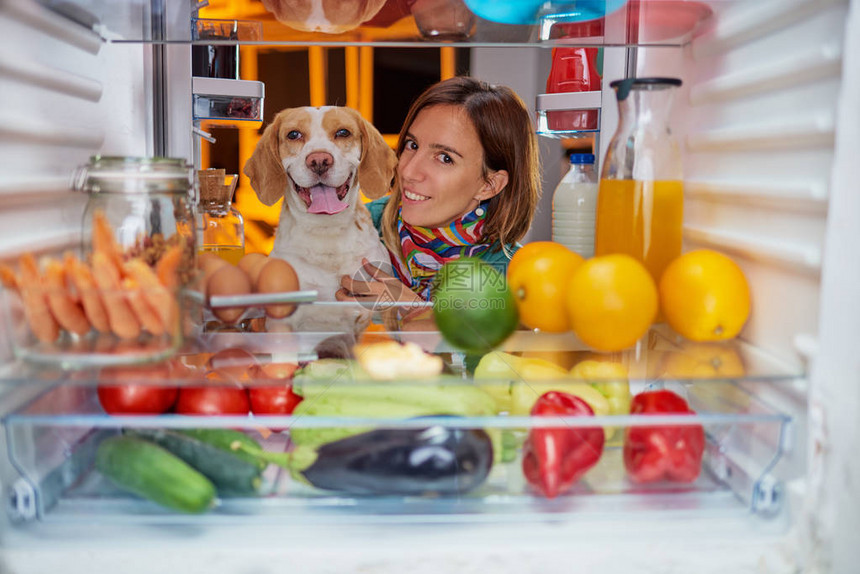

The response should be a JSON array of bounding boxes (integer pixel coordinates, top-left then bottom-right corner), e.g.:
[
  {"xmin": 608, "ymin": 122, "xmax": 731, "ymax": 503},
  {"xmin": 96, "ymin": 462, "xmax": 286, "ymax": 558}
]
[{"xmin": 1, "ymin": 0, "xmax": 858, "ymax": 571}]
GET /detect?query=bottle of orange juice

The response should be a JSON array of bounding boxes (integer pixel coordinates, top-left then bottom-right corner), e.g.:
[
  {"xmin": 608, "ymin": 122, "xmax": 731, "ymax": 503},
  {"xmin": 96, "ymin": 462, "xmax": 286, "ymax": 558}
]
[{"xmin": 595, "ymin": 78, "xmax": 683, "ymax": 284}]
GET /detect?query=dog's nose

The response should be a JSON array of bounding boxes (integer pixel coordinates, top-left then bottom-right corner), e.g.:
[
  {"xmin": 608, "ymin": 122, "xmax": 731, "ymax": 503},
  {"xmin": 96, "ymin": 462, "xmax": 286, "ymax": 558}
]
[{"xmin": 306, "ymin": 152, "xmax": 333, "ymax": 175}]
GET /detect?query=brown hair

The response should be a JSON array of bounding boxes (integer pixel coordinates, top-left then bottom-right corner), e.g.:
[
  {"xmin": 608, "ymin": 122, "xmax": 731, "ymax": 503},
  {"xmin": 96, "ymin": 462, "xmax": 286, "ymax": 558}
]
[{"xmin": 381, "ymin": 76, "xmax": 541, "ymax": 260}]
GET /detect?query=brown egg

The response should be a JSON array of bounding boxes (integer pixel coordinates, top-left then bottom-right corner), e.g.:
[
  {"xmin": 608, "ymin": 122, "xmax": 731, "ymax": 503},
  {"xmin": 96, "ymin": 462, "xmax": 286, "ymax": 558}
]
[
  {"xmin": 206, "ymin": 264, "xmax": 252, "ymax": 324},
  {"xmin": 197, "ymin": 252, "xmax": 230, "ymax": 286},
  {"xmin": 237, "ymin": 252, "xmax": 268, "ymax": 285},
  {"xmin": 255, "ymin": 258, "xmax": 300, "ymax": 319}
]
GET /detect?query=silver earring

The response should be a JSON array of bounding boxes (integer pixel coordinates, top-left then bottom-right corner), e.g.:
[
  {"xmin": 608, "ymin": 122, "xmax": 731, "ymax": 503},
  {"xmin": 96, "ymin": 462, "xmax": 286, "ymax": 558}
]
[{"xmin": 475, "ymin": 207, "xmax": 485, "ymax": 216}]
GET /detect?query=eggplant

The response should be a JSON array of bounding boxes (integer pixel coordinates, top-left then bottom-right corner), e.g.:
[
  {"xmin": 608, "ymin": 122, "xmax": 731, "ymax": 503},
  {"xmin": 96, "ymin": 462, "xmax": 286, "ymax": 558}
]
[{"xmin": 299, "ymin": 425, "xmax": 494, "ymax": 496}]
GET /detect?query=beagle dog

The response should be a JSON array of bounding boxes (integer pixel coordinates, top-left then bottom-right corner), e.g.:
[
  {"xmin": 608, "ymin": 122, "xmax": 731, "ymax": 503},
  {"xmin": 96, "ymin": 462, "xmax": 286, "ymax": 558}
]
[
  {"xmin": 244, "ymin": 106, "xmax": 396, "ymax": 330},
  {"xmin": 260, "ymin": 0, "xmax": 388, "ymax": 33}
]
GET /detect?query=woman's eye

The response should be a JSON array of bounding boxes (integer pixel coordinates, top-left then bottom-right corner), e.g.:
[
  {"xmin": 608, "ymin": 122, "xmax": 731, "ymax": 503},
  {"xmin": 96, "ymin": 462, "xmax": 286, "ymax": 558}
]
[
  {"xmin": 403, "ymin": 139, "xmax": 417, "ymax": 151},
  {"xmin": 335, "ymin": 128, "xmax": 351, "ymax": 138},
  {"xmin": 286, "ymin": 130, "xmax": 302, "ymax": 140},
  {"xmin": 437, "ymin": 153, "xmax": 454, "ymax": 165}
]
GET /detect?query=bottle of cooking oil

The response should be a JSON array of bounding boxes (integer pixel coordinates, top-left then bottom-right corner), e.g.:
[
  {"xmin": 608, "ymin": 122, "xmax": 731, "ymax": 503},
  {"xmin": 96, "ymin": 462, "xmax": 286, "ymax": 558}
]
[
  {"xmin": 196, "ymin": 168, "xmax": 244, "ymax": 265},
  {"xmin": 595, "ymin": 78, "xmax": 683, "ymax": 284}
]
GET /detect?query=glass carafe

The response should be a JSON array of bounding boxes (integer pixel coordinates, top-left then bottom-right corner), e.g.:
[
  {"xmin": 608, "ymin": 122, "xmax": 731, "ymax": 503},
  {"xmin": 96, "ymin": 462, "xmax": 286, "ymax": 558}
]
[
  {"xmin": 196, "ymin": 169, "xmax": 244, "ymax": 265},
  {"xmin": 595, "ymin": 78, "xmax": 683, "ymax": 284}
]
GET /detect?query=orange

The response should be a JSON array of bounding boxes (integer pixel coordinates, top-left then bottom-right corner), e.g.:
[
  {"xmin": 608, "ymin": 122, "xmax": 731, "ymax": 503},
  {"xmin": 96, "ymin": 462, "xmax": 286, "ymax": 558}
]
[
  {"xmin": 507, "ymin": 241, "xmax": 584, "ymax": 332},
  {"xmin": 659, "ymin": 249, "xmax": 751, "ymax": 341},
  {"xmin": 660, "ymin": 341, "xmax": 750, "ymax": 411},
  {"xmin": 358, "ymin": 323, "xmax": 396, "ymax": 345},
  {"xmin": 659, "ymin": 341, "xmax": 746, "ymax": 379},
  {"xmin": 520, "ymin": 349, "xmax": 578, "ymax": 370},
  {"xmin": 566, "ymin": 254, "xmax": 658, "ymax": 352}
]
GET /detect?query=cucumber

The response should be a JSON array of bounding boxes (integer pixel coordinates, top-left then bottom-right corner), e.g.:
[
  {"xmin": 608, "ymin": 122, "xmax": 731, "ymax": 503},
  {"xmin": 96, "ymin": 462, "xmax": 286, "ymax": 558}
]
[
  {"xmin": 128, "ymin": 429, "xmax": 263, "ymax": 495},
  {"xmin": 96, "ymin": 436, "xmax": 216, "ymax": 514},
  {"xmin": 174, "ymin": 428, "xmax": 268, "ymax": 471}
]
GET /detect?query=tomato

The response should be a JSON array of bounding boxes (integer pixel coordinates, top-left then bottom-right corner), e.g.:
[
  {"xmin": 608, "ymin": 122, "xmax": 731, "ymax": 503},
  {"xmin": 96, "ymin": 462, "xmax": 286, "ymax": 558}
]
[
  {"xmin": 248, "ymin": 362, "xmax": 302, "ymax": 430},
  {"xmin": 97, "ymin": 364, "xmax": 177, "ymax": 415},
  {"xmin": 175, "ymin": 386, "xmax": 250, "ymax": 416},
  {"xmin": 251, "ymin": 362, "xmax": 300, "ymax": 380},
  {"xmin": 206, "ymin": 347, "xmax": 258, "ymax": 383},
  {"xmin": 98, "ymin": 385, "xmax": 178, "ymax": 415},
  {"xmin": 249, "ymin": 386, "xmax": 303, "ymax": 416}
]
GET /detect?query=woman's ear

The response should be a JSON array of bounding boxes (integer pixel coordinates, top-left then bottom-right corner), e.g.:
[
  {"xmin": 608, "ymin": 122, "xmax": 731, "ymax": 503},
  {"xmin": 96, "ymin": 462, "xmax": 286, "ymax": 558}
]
[
  {"xmin": 243, "ymin": 114, "xmax": 286, "ymax": 206},
  {"xmin": 351, "ymin": 109, "xmax": 397, "ymax": 199},
  {"xmin": 475, "ymin": 169, "xmax": 509, "ymax": 201}
]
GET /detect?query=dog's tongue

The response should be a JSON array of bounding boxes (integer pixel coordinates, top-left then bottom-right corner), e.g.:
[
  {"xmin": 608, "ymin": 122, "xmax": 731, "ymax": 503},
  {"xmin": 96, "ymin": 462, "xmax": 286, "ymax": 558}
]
[{"xmin": 308, "ymin": 185, "xmax": 348, "ymax": 215}]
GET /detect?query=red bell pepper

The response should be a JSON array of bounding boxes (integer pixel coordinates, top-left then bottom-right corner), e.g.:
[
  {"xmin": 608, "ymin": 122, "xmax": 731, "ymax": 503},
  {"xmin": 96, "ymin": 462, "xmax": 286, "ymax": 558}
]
[
  {"xmin": 522, "ymin": 391, "xmax": 605, "ymax": 498},
  {"xmin": 623, "ymin": 390, "xmax": 706, "ymax": 483}
]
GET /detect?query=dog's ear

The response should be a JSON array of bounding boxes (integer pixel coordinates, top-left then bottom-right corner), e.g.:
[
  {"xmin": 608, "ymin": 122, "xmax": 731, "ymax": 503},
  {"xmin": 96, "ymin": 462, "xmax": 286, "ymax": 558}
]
[
  {"xmin": 351, "ymin": 109, "xmax": 396, "ymax": 200},
  {"xmin": 244, "ymin": 114, "xmax": 286, "ymax": 206}
]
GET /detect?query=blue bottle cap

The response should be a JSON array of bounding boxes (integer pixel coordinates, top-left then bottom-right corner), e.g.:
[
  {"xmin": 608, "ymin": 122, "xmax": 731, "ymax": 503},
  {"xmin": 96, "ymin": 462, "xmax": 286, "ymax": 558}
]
[{"xmin": 569, "ymin": 153, "xmax": 595, "ymax": 164}]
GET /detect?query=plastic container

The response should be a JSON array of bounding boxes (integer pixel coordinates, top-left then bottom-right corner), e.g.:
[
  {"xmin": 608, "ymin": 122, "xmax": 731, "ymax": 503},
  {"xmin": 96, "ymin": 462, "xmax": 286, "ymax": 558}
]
[
  {"xmin": 552, "ymin": 153, "xmax": 599, "ymax": 258},
  {"xmin": 545, "ymin": 47, "xmax": 601, "ymax": 133},
  {"xmin": 191, "ymin": 19, "xmax": 262, "ymax": 79},
  {"xmin": 464, "ymin": 0, "xmax": 627, "ymax": 26},
  {"xmin": 196, "ymin": 169, "xmax": 244, "ymax": 265},
  {"xmin": 595, "ymin": 78, "xmax": 684, "ymax": 284}
]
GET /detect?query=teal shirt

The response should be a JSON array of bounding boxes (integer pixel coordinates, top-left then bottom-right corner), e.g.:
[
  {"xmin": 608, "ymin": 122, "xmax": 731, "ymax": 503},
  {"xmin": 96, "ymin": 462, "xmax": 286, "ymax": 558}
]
[{"xmin": 365, "ymin": 196, "xmax": 519, "ymax": 277}]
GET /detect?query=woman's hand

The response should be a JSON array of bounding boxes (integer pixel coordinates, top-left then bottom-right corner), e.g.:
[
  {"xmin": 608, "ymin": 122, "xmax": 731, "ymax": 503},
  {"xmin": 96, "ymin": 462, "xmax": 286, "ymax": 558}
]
[{"xmin": 336, "ymin": 259, "xmax": 425, "ymax": 306}]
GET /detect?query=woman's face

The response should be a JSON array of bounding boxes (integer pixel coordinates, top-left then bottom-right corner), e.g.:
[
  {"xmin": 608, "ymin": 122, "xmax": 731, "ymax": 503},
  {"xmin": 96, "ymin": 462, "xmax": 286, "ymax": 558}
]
[{"xmin": 398, "ymin": 104, "xmax": 499, "ymax": 228}]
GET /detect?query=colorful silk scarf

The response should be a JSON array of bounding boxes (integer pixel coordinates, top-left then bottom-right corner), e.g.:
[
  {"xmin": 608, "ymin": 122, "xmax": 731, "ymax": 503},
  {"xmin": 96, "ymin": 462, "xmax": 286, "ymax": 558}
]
[{"xmin": 391, "ymin": 203, "xmax": 490, "ymax": 300}]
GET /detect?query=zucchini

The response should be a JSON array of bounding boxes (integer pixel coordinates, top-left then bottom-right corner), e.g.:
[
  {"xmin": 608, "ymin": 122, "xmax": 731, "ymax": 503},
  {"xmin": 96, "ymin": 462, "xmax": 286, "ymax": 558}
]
[
  {"xmin": 128, "ymin": 429, "xmax": 263, "ymax": 495},
  {"xmin": 96, "ymin": 436, "xmax": 216, "ymax": 514}
]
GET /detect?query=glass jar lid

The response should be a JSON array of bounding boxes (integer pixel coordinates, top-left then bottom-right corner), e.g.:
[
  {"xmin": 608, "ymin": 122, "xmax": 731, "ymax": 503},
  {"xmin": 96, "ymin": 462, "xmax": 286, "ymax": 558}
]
[{"xmin": 72, "ymin": 156, "xmax": 193, "ymax": 194}]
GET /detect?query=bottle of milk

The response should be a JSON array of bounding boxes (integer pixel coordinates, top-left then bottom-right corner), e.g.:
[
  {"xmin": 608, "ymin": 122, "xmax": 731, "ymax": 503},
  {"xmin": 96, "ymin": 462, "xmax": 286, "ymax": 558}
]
[{"xmin": 552, "ymin": 153, "xmax": 598, "ymax": 258}]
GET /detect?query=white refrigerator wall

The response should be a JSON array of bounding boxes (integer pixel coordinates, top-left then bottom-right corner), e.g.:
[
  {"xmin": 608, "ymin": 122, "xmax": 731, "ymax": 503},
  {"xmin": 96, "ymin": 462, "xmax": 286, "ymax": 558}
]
[
  {"xmin": 637, "ymin": 0, "xmax": 847, "ymax": 367},
  {"xmin": 0, "ymin": 1, "xmax": 153, "ymax": 361},
  {"xmin": 0, "ymin": 1, "xmax": 152, "ymax": 284}
]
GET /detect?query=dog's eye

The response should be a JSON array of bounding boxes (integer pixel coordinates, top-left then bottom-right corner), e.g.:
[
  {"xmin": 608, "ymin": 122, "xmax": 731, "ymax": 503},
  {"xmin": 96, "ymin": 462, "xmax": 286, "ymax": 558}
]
[
  {"xmin": 335, "ymin": 128, "xmax": 351, "ymax": 138},
  {"xmin": 286, "ymin": 130, "xmax": 302, "ymax": 140}
]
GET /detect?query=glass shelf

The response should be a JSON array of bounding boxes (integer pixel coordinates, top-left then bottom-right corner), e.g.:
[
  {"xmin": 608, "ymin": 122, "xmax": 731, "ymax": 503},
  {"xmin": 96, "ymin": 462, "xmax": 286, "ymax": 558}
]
[{"xmin": 38, "ymin": 0, "xmax": 719, "ymax": 48}]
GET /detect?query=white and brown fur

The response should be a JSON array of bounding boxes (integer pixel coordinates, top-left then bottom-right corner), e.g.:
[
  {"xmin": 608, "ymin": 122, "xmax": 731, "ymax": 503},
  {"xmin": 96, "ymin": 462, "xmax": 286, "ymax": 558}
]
[
  {"xmin": 260, "ymin": 0, "xmax": 387, "ymax": 33},
  {"xmin": 244, "ymin": 106, "xmax": 396, "ymax": 331}
]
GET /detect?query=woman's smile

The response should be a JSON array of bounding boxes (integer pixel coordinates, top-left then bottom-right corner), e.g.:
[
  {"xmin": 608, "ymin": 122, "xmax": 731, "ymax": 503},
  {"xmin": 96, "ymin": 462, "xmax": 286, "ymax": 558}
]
[{"xmin": 403, "ymin": 189, "xmax": 430, "ymax": 202}]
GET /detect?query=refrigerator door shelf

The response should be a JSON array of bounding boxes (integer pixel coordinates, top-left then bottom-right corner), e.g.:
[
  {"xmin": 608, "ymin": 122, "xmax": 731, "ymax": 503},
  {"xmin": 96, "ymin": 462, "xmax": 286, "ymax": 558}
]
[
  {"xmin": 192, "ymin": 78, "xmax": 264, "ymax": 122},
  {"xmin": 536, "ymin": 91, "xmax": 603, "ymax": 137}
]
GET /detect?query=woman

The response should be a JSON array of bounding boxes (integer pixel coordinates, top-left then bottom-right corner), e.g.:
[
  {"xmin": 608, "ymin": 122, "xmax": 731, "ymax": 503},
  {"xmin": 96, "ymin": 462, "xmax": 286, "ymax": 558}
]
[{"xmin": 336, "ymin": 76, "xmax": 541, "ymax": 305}]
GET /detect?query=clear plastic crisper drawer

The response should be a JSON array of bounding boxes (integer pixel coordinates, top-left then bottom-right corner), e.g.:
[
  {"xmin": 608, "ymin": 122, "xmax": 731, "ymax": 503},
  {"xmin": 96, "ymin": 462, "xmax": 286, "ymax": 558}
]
[{"xmin": 0, "ymin": 327, "xmax": 799, "ymax": 525}]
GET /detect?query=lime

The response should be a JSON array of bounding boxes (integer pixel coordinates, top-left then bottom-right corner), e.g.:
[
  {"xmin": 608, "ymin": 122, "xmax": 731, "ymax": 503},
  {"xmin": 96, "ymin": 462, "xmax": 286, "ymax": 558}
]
[{"xmin": 431, "ymin": 258, "xmax": 519, "ymax": 354}]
